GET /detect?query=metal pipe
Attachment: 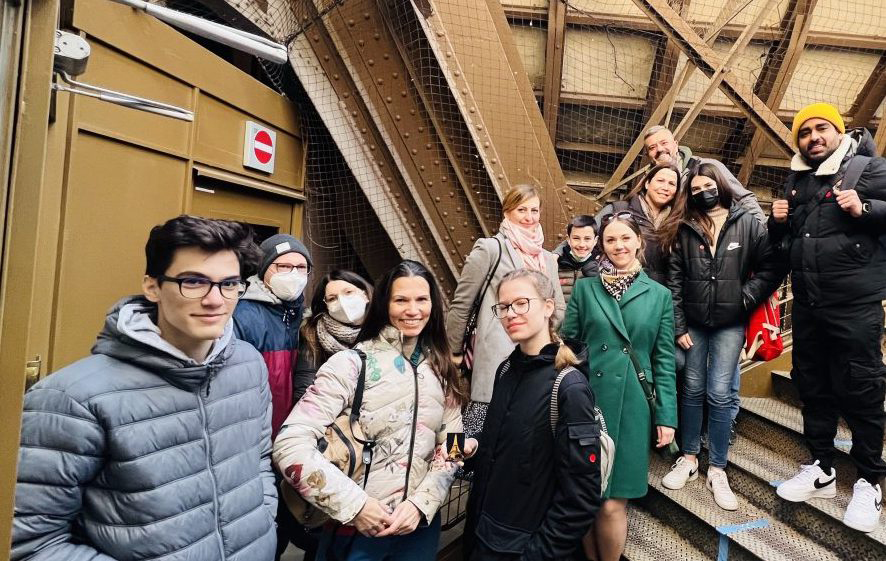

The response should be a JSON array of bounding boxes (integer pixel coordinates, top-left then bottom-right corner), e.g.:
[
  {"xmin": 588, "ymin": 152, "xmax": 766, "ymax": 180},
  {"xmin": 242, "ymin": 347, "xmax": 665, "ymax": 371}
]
[
  {"xmin": 107, "ymin": 0, "xmax": 288, "ymax": 64},
  {"xmin": 55, "ymin": 72, "xmax": 194, "ymax": 121}
]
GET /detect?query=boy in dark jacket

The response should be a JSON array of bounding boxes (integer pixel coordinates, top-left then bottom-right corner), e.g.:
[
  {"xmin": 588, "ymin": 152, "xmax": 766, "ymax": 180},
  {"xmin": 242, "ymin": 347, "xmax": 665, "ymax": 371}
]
[
  {"xmin": 770, "ymin": 102, "xmax": 886, "ymax": 533},
  {"xmin": 12, "ymin": 216, "xmax": 276, "ymax": 561},
  {"xmin": 553, "ymin": 215, "xmax": 599, "ymax": 306}
]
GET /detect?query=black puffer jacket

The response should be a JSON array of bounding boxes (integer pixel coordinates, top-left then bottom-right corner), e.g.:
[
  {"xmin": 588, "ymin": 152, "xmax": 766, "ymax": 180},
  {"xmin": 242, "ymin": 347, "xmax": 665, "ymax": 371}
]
[
  {"xmin": 768, "ymin": 128, "xmax": 886, "ymax": 307},
  {"xmin": 553, "ymin": 241, "xmax": 599, "ymax": 306},
  {"xmin": 464, "ymin": 341, "xmax": 601, "ymax": 561},
  {"xmin": 596, "ymin": 196, "xmax": 669, "ymax": 285},
  {"xmin": 668, "ymin": 204, "xmax": 781, "ymax": 336}
]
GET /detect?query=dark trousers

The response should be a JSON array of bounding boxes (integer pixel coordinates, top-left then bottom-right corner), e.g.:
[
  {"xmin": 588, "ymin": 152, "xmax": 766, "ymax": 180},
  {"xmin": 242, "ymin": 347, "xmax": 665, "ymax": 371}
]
[
  {"xmin": 275, "ymin": 470, "xmax": 318, "ymax": 561},
  {"xmin": 792, "ymin": 301, "xmax": 886, "ymax": 483}
]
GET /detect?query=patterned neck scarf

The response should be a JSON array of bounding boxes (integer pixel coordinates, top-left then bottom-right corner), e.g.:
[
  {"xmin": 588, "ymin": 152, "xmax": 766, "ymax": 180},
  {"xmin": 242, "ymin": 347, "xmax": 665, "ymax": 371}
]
[
  {"xmin": 316, "ymin": 313, "xmax": 361, "ymax": 355},
  {"xmin": 599, "ymin": 258, "xmax": 642, "ymax": 301},
  {"xmin": 499, "ymin": 218, "xmax": 547, "ymax": 273}
]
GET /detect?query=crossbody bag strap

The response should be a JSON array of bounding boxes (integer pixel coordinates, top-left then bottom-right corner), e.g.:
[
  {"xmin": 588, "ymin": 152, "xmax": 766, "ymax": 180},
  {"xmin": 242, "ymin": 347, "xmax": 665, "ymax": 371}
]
[
  {"xmin": 461, "ymin": 239, "xmax": 504, "ymax": 348},
  {"xmin": 349, "ymin": 349, "xmax": 375, "ymax": 487},
  {"xmin": 549, "ymin": 367, "xmax": 575, "ymax": 435},
  {"xmin": 623, "ymin": 340, "xmax": 655, "ymax": 406}
]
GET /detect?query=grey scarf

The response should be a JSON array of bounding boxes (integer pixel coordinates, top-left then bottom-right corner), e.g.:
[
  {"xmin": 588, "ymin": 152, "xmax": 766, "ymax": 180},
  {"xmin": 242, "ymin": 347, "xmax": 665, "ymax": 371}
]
[{"xmin": 316, "ymin": 313, "xmax": 361, "ymax": 355}]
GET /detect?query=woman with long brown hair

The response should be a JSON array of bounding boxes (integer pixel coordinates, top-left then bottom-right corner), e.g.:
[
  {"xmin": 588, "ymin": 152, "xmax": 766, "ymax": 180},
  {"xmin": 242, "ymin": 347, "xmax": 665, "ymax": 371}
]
[
  {"xmin": 447, "ymin": 184, "xmax": 566, "ymax": 438},
  {"xmin": 274, "ymin": 260, "xmax": 469, "ymax": 561}
]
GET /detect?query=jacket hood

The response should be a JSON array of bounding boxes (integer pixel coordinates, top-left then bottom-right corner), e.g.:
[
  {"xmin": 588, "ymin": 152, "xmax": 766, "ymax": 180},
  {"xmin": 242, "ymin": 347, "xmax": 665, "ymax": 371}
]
[
  {"xmin": 92, "ymin": 295, "xmax": 234, "ymax": 391},
  {"xmin": 241, "ymin": 274, "xmax": 281, "ymax": 305}
]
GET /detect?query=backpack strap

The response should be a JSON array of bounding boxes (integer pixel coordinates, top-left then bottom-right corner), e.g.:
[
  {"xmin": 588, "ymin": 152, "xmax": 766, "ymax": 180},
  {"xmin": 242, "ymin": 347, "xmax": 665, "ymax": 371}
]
[
  {"xmin": 839, "ymin": 155, "xmax": 872, "ymax": 192},
  {"xmin": 550, "ymin": 366, "xmax": 578, "ymax": 435},
  {"xmin": 349, "ymin": 349, "xmax": 375, "ymax": 486},
  {"xmin": 790, "ymin": 155, "xmax": 872, "ymax": 229}
]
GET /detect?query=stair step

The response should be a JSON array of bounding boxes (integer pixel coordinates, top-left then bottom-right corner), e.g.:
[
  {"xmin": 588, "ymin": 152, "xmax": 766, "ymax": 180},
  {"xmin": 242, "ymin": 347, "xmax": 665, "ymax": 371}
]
[
  {"xmin": 647, "ymin": 452, "xmax": 840, "ymax": 561},
  {"xmin": 624, "ymin": 503, "xmax": 712, "ymax": 561},
  {"xmin": 727, "ymin": 431, "xmax": 886, "ymax": 556},
  {"xmin": 740, "ymin": 396, "xmax": 886, "ymax": 458}
]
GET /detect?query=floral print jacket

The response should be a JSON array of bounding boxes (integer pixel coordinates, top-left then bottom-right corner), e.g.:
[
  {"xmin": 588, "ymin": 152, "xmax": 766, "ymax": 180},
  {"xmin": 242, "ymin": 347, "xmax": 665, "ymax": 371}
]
[{"xmin": 273, "ymin": 326, "xmax": 463, "ymax": 524}]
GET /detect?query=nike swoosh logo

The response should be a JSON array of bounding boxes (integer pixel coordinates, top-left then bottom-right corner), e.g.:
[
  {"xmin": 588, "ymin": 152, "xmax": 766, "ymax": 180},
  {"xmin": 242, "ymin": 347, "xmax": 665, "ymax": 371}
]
[{"xmin": 814, "ymin": 476, "xmax": 836, "ymax": 489}]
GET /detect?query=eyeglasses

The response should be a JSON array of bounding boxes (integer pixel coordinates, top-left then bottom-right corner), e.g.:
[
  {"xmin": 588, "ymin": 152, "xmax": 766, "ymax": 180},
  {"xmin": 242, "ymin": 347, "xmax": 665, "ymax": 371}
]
[
  {"xmin": 157, "ymin": 275, "xmax": 248, "ymax": 300},
  {"xmin": 492, "ymin": 297, "xmax": 544, "ymax": 318},
  {"xmin": 600, "ymin": 211, "xmax": 635, "ymax": 225},
  {"xmin": 272, "ymin": 263, "xmax": 310, "ymax": 275}
]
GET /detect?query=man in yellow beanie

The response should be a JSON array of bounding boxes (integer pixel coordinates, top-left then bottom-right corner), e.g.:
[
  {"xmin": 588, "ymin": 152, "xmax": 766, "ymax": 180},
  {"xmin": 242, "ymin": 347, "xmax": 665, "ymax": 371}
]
[{"xmin": 770, "ymin": 102, "xmax": 886, "ymax": 533}]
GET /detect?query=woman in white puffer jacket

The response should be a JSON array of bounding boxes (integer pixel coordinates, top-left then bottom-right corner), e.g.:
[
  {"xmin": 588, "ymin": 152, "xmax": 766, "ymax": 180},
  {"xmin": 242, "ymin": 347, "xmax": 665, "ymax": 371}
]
[{"xmin": 274, "ymin": 260, "xmax": 471, "ymax": 561}]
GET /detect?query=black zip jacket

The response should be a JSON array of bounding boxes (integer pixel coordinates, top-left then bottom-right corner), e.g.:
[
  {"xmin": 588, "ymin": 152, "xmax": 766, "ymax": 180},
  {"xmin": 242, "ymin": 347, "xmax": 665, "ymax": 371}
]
[
  {"xmin": 463, "ymin": 341, "xmax": 601, "ymax": 561},
  {"xmin": 668, "ymin": 203, "xmax": 781, "ymax": 336},
  {"xmin": 768, "ymin": 128, "xmax": 886, "ymax": 307}
]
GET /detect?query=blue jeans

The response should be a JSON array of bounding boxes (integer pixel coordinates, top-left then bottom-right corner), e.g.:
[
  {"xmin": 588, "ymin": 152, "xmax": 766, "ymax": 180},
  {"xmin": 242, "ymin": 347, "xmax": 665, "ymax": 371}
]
[
  {"xmin": 681, "ymin": 324, "xmax": 745, "ymax": 468},
  {"xmin": 316, "ymin": 514, "xmax": 441, "ymax": 561}
]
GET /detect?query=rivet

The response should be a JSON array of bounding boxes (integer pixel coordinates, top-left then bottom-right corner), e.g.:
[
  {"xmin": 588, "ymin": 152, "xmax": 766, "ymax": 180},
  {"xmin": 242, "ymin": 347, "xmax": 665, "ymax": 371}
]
[
  {"xmin": 461, "ymin": 89, "xmax": 468, "ymax": 95},
  {"xmin": 411, "ymin": 222, "xmax": 417, "ymax": 227},
  {"xmin": 561, "ymin": 188, "xmax": 568, "ymax": 194},
  {"xmin": 437, "ymin": 31, "xmax": 445, "ymax": 37},
  {"xmin": 476, "ymin": 124, "xmax": 483, "ymax": 131},
  {"xmin": 434, "ymin": 160, "xmax": 440, "ymax": 166},
  {"xmin": 435, "ymin": 197, "xmax": 441, "ymax": 202},
  {"xmin": 456, "ymin": 206, "xmax": 462, "ymax": 212},
  {"xmin": 368, "ymin": 59, "xmax": 375, "ymax": 66},
  {"xmin": 456, "ymin": 240, "xmax": 462, "ymax": 245},
  {"xmin": 425, "ymin": 250, "xmax": 431, "ymax": 255},
  {"xmin": 450, "ymin": 250, "xmax": 456, "ymax": 255},
  {"xmin": 446, "ymin": 51, "xmax": 452, "ymax": 57},
  {"xmin": 370, "ymin": 144, "xmax": 376, "ymax": 151},
  {"xmin": 377, "ymin": 78, "xmax": 384, "ymax": 85},
  {"xmin": 347, "ymin": 19, "xmax": 355, "ymax": 26},
  {"xmin": 443, "ymin": 212, "xmax": 448, "ymax": 217},
  {"xmin": 449, "ymin": 191, "xmax": 455, "ymax": 197},
  {"xmin": 412, "ymin": 149, "xmax": 418, "ymax": 155},
  {"xmin": 394, "ymin": 193, "xmax": 400, "ymax": 198},
  {"xmin": 333, "ymin": 74, "xmax": 339, "ymax": 80},
  {"xmin": 419, "ymin": 165, "xmax": 425, "ymax": 171},
  {"xmin": 428, "ymin": 181, "xmax": 434, "ymax": 186},
  {"xmin": 361, "ymin": 128, "xmax": 367, "ymax": 134},
  {"xmin": 418, "ymin": 127, "xmax": 424, "ymax": 132},
  {"xmin": 343, "ymin": 93, "xmax": 350, "ymax": 98},
  {"xmin": 323, "ymin": 55, "xmax": 330, "ymax": 61},
  {"xmin": 383, "ymin": 53, "xmax": 390, "ymax": 60},
  {"xmin": 484, "ymin": 142, "xmax": 490, "ymax": 147},
  {"xmin": 498, "ymin": 174, "xmax": 504, "ymax": 179},
  {"xmin": 359, "ymin": 40, "xmax": 365, "ymax": 47},
  {"xmin": 410, "ymin": 109, "xmax": 416, "ymax": 115},
  {"xmin": 426, "ymin": 143, "xmax": 432, "ymax": 150},
  {"xmin": 352, "ymin": 111, "xmax": 358, "ymax": 117},
  {"xmin": 404, "ymin": 133, "xmax": 410, "ymax": 139},
  {"xmin": 392, "ymin": 72, "xmax": 399, "ymax": 78},
  {"xmin": 313, "ymin": 35, "xmax": 320, "ymax": 42},
  {"xmin": 469, "ymin": 107, "xmax": 475, "ymax": 113},
  {"xmin": 454, "ymin": 70, "xmax": 461, "ymax": 77},
  {"xmin": 386, "ymin": 176, "xmax": 392, "ymax": 182},
  {"xmin": 444, "ymin": 236, "xmax": 450, "ymax": 241},
  {"xmin": 491, "ymin": 159, "xmax": 497, "ymax": 164},
  {"xmin": 374, "ymin": 33, "xmax": 380, "ymax": 40},
  {"xmin": 363, "ymin": 12, "xmax": 370, "ymax": 19},
  {"xmin": 395, "ymin": 115, "xmax": 401, "ymax": 121},
  {"xmin": 401, "ymin": 90, "xmax": 407, "ymax": 97},
  {"xmin": 441, "ymin": 177, "xmax": 447, "ymax": 182}
]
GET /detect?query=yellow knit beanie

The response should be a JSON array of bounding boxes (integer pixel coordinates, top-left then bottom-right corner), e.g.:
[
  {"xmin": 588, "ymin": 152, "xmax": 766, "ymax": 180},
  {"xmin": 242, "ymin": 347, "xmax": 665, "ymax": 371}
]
[{"xmin": 791, "ymin": 102, "xmax": 845, "ymax": 146}]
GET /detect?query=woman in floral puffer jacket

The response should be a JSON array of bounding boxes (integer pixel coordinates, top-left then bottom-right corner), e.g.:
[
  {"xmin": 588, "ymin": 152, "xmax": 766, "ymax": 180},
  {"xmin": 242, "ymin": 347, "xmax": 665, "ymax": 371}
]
[{"xmin": 274, "ymin": 260, "xmax": 470, "ymax": 561}]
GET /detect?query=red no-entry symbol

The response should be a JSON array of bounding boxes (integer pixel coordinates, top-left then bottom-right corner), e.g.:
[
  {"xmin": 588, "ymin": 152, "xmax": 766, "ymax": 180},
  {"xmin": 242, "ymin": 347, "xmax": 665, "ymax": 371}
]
[{"xmin": 254, "ymin": 130, "xmax": 274, "ymax": 164}]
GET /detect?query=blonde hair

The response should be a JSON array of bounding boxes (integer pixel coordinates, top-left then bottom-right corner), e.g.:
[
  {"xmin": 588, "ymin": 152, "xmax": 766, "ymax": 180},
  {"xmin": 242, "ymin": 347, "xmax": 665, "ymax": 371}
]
[
  {"xmin": 497, "ymin": 269, "xmax": 579, "ymax": 370},
  {"xmin": 501, "ymin": 184, "xmax": 541, "ymax": 215}
]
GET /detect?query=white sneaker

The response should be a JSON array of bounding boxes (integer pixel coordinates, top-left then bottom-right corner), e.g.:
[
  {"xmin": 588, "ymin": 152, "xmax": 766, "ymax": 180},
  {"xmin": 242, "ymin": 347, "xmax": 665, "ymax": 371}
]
[
  {"xmin": 776, "ymin": 460, "xmax": 837, "ymax": 502},
  {"xmin": 662, "ymin": 456, "xmax": 698, "ymax": 490},
  {"xmin": 843, "ymin": 479, "xmax": 882, "ymax": 533},
  {"xmin": 707, "ymin": 469, "xmax": 739, "ymax": 511}
]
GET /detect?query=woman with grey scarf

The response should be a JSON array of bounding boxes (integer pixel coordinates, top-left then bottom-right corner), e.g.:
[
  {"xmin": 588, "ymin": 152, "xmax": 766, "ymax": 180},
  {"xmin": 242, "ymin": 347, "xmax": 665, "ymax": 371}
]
[{"xmin": 294, "ymin": 269, "xmax": 374, "ymax": 403}]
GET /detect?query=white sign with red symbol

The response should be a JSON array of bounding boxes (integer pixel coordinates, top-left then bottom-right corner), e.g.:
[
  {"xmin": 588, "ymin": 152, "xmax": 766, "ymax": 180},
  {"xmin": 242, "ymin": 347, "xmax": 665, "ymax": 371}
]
[{"xmin": 243, "ymin": 121, "xmax": 276, "ymax": 173}]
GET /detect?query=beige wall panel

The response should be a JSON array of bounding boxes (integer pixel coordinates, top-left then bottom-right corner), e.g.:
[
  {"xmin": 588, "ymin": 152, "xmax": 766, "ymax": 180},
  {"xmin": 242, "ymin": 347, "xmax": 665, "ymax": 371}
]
[
  {"xmin": 562, "ymin": 29, "xmax": 654, "ymax": 99},
  {"xmin": 51, "ymin": 133, "xmax": 187, "ymax": 370},
  {"xmin": 75, "ymin": 41, "xmax": 192, "ymax": 157},
  {"xmin": 194, "ymin": 94, "xmax": 304, "ymax": 191},
  {"xmin": 501, "ymin": 0, "xmax": 549, "ymax": 8},
  {"xmin": 674, "ymin": 40, "xmax": 768, "ymax": 107},
  {"xmin": 808, "ymin": 0, "xmax": 886, "ymax": 37},
  {"xmin": 510, "ymin": 25, "xmax": 547, "ymax": 90},
  {"xmin": 686, "ymin": 0, "xmax": 783, "ymax": 29},
  {"xmin": 566, "ymin": 0, "xmax": 645, "ymax": 18},
  {"xmin": 190, "ymin": 184, "xmax": 295, "ymax": 232},
  {"xmin": 779, "ymin": 47, "xmax": 881, "ymax": 114},
  {"xmin": 73, "ymin": 0, "xmax": 300, "ymax": 136}
]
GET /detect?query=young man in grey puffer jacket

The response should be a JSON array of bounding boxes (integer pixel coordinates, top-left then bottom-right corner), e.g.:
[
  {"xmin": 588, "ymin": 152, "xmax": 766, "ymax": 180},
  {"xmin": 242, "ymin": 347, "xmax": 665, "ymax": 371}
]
[{"xmin": 12, "ymin": 215, "xmax": 277, "ymax": 561}]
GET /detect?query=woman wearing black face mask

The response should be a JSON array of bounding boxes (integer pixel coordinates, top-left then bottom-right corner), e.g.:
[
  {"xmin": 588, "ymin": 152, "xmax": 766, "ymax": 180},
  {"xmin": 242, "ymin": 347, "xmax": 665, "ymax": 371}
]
[{"xmin": 657, "ymin": 163, "xmax": 781, "ymax": 511}]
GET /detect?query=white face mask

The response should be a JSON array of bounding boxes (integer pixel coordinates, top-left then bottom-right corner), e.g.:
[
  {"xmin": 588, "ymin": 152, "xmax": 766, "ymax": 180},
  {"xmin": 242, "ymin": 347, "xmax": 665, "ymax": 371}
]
[
  {"xmin": 328, "ymin": 293, "xmax": 369, "ymax": 325},
  {"xmin": 268, "ymin": 270, "xmax": 307, "ymax": 302}
]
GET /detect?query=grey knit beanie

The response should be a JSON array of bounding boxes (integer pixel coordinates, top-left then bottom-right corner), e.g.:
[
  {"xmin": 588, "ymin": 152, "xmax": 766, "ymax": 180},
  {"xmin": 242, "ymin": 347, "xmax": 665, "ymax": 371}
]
[{"xmin": 258, "ymin": 234, "xmax": 312, "ymax": 278}]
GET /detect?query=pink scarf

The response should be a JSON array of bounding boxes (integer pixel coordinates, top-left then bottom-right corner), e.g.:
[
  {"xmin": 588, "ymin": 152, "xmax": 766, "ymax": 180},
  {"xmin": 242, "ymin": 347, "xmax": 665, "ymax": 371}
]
[{"xmin": 500, "ymin": 219, "xmax": 547, "ymax": 273}]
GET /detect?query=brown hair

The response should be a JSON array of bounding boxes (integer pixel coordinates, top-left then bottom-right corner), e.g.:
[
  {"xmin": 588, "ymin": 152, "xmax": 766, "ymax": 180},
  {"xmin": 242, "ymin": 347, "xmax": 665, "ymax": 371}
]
[
  {"xmin": 595, "ymin": 214, "xmax": 646, "ymax": 266},
  {"xmin": 501, "ymin": 184, "xmax": 541, "ymax": 215},
  {"xmin": 658, "ymin": 162, "xmax": 735, "ymax": 252},
  {"xmin": 497, "ymin": 269, "xmax": 579, "ymax": 370}
]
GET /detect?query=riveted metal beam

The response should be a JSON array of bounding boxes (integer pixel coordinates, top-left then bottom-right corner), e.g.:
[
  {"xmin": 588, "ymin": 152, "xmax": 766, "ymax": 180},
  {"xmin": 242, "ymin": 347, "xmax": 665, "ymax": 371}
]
[
  {"xmin": 627, "ymin": 0, "xmax": 794, "ymax": 157},
  {"xmin": 541, "ymin": 0, "xmax": 566, "ymax": 140},
  {"xmin": 407, "ymin": 0, "xmax": 596, "ymax": 239},
  {"xmin": 848, "ymin": 52, "xmax": 886, "ymax": 130},
  {"xmin": 735, "ymin": 0, "xmax": 818, "ymax": 186}
]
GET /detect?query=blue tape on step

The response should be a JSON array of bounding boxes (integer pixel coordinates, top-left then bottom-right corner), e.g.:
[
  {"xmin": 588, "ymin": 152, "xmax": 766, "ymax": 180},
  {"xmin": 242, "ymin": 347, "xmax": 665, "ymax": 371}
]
[
  {"xmin": 834, "ymin": 439, "xmax": 852, "ymax": 447},
  {"xmin": 716, "ymin": 518, "xmax": 770, "ymax": 561},
  {"xmin": 769, "ymin": 480, "xmax": 783, "ymax": 487}
]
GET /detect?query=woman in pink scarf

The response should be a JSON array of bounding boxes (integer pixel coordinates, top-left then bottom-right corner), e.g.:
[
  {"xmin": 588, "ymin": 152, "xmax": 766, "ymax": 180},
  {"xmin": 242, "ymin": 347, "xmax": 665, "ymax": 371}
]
[{"xmin": 446, "ymin": 184, "xmax": 566, "ymax": 443}]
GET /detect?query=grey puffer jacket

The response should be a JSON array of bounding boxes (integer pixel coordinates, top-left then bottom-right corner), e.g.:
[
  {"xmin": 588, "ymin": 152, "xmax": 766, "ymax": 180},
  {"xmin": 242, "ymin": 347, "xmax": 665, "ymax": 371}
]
[{"xmin": 12, "ymin": 296, "xmax": 277, "ymax": 561}]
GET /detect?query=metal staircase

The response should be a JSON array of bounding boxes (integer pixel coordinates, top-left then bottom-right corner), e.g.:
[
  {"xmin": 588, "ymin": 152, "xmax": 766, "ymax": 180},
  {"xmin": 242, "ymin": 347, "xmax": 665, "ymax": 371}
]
[{"xmin": 627, "ymin": 369, "xmax": 886, "ymax": 561}]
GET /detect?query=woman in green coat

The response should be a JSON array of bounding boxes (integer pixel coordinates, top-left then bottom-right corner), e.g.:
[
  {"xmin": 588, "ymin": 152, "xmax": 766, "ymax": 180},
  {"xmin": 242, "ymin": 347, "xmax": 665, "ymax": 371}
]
[{"xmin": 561, "ymin": 213, "xmax": 678, "ymax": 561}]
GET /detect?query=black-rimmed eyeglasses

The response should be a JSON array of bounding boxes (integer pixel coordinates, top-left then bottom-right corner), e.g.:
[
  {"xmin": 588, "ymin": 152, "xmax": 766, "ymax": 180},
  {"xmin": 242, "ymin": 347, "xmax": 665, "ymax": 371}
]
[
  {"xmin": 492, "ymin": 297, "xmax": 544, "ymax": 318},
  {"xmin": 157, "ymin": 275, "xmax": 248, "ymax": 300},
  {"xmin": 270, "ymin": 263, "xmax": 311, "ymax": 275}
]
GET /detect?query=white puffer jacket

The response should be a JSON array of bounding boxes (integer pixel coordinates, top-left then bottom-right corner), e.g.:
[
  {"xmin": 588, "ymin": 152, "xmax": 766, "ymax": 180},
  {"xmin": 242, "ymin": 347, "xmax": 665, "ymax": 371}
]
[{"xmin": 273, "ymin": 326, "xmax": 462, "ymax": 524}]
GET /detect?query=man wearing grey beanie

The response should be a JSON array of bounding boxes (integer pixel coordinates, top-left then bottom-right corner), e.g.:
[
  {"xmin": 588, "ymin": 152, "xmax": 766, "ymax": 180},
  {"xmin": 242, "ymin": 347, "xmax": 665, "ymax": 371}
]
[{"xmin": 233, "ymin": 233, "xmax": 314, "ymax": 560}]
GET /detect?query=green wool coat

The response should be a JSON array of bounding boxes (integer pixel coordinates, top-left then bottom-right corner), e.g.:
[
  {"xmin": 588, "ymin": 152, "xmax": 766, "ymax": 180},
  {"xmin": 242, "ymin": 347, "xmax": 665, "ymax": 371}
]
[{"xmin": 561, "ymin": 272, "xmax": 678, "ymax": 499}]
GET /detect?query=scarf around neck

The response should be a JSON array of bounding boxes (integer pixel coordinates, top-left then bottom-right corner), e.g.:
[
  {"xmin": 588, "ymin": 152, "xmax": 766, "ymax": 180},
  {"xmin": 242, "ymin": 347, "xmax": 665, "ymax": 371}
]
[
  {"xmin": 316, "ymin": 313, "xmax": 361, "ymax": 355},
  {"xmin": 499, "ymin": 218, "xmax": 547, "ymax": 273},
  {"xmin": 599, "ymin": 258, "xmax": 642, "ymax": 301}
]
